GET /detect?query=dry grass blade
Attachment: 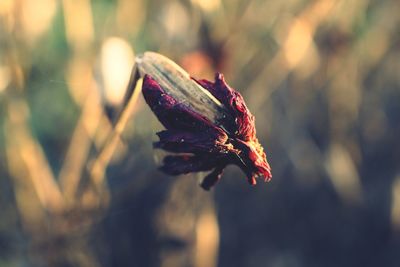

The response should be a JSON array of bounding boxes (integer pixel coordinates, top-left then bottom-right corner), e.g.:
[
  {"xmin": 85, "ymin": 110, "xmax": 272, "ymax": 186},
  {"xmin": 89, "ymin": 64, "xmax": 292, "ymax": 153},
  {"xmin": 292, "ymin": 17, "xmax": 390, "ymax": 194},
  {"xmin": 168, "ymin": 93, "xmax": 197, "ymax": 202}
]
[
  {"xmin": 5, "ymin": 99, "xmax": 64, "ymax": 213},
  {"xmin": 88, "ymin": 66, "xmax": 142, "ymax": 192},
  {"xmin": 245, "ymin": 0, "xmax": 337, "ymax": 111}
]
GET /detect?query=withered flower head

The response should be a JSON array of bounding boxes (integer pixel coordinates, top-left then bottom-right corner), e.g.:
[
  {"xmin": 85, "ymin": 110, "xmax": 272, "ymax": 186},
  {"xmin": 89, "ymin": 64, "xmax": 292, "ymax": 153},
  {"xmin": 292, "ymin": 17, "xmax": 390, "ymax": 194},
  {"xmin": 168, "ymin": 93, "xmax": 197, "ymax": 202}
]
[{"xmin": 137, "ymin": 52, "xmax": 271, "ymax": 190}]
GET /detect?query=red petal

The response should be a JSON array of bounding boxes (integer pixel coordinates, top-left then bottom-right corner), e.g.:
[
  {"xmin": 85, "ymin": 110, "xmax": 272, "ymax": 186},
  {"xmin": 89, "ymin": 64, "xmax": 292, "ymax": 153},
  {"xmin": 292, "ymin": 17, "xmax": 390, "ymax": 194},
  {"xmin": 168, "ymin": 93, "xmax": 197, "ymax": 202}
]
[
  {"xmin": 234, "ymin": 139, "xmax": 272, "ymax": 182},
  {"xmin": 195, "ymin": 73, "xmax": 256, "ymax": 141},
  {"xmin": 195, "ymin": 73, "xmax": 272, "ymax": 184}
]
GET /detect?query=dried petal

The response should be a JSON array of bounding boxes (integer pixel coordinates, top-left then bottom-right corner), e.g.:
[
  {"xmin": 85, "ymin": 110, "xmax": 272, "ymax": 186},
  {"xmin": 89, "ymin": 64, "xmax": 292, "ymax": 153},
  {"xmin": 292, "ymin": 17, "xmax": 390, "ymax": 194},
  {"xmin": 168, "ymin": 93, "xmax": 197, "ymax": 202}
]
[
  {"xmin": 142, "ymin": 75, "xmax": 216, "ymax": 131},
  {"xmin": 155, "ymin": 128, "xmax": 230, "ymax": 153},
  {"xmin": 195, "ymin": 73, "xmax": 272, "ymax": 183},
  {"xmin": 234, "ymin": 139, "xmax": 272, "ymax": 183},
  {"xmin": 200, "ymin": 167, "xmax": 225, "ymax": 191},
  {"xmin": 195, "ymin": 73, "xmax": 256, "ymax": 140},
  {"xmin": 160, "ymin": 155, "xmax": 220, "ymax": 175}
]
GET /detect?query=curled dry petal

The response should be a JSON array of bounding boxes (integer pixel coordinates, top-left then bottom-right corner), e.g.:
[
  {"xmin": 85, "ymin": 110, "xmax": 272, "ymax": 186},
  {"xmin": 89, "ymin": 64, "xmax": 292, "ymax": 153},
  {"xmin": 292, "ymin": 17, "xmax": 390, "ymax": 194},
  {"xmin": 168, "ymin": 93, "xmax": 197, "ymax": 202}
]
[
  {"xmin": 138, "ymin": 52, "xmax": 271, "ymax": 190},
  {"xmin": 194, "ymin": 74, "xmax": 272, "ymax": 184},
  {"xmin": 142, "ymin": 76, "xmax": 215, "ymax": 131}
]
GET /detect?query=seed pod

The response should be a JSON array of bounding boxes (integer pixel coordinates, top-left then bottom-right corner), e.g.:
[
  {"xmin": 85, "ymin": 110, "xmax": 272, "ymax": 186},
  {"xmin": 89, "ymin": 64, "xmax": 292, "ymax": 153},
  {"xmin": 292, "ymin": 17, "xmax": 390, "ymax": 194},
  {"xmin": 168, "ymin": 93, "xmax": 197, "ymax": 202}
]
[{"xmin": 135, "ymin": 52, "xmax": 235, "ymax": 133}]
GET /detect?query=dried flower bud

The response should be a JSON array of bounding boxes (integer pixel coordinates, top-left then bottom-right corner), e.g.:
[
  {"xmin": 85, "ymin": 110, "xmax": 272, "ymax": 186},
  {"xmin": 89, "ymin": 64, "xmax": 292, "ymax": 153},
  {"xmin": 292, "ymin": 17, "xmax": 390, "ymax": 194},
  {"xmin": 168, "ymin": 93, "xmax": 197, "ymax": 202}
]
[{"xmin": 136, "ymin": 52, "xmax": 271, "ymax": 190}]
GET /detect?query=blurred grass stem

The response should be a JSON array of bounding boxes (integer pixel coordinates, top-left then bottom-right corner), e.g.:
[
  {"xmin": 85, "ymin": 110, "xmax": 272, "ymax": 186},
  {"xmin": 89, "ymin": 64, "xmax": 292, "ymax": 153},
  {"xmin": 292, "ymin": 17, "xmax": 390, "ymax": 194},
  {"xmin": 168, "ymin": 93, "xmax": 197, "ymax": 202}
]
[{"xmin": 88, "ymin": 68, "xmax": 143, "ymax": 193}]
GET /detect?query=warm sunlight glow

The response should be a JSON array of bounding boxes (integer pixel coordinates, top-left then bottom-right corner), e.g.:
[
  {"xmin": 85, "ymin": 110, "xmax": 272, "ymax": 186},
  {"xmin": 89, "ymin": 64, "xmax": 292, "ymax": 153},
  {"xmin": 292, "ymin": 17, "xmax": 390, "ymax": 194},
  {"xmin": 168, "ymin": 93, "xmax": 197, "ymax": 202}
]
[
  {"xmin": 21, "ymin": 0, "xmax": 57, "ymax": 42},
  {"xmin": 62, "ymin": 0, "xmax": 94, "ymax": 49},
  {"xmin": 325, "ymin": 144, "xmax": 363, "ymax": 204},
  {"xmin": 101, "ymin": 37, "xmax": 135, "ymax": 105},
  {"xmin": 191, "ymin": 0, "xmax": 221, "ymax": 12},
  {"xmin": 195, "ymin": 208, "xmax": 220, "ymax": 267},
  {"xmin": 283, "ymin": 18, "xmax": 313, "ymax": 69},
  {"xmin": 0, "ymin": 66, "xmax": 10, "ymax": 92}
]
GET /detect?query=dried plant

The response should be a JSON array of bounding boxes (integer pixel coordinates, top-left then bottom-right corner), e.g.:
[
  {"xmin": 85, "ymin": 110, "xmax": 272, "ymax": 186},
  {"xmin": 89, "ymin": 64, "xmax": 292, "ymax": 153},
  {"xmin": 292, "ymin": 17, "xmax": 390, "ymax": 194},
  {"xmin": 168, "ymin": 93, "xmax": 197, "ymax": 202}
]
[{"xmin": 136, "ymin": 52, "xmax": 272, "ymax": 190}]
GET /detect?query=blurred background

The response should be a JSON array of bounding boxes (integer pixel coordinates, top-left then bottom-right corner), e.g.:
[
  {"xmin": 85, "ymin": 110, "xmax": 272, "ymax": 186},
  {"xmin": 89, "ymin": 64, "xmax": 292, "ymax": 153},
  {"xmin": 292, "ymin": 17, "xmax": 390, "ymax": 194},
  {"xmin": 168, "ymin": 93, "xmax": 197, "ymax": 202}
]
[{"xmin": 1, "ymin": 0, "xmax": 400, "ymax": 266}]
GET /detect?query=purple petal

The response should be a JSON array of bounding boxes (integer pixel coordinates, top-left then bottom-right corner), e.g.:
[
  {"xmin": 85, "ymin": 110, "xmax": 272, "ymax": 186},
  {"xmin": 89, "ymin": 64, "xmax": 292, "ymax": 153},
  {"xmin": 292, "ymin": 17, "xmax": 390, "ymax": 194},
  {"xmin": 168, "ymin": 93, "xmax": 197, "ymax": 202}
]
[
  {"xmin": 160, "ymin": 155, "xmax": 218, "ymax": 175},
  {"xmin": 142, "ymin": 75, "xmax": 216, "ymax": 132},
  {"xmin": 200, "ymin": 167, "xmax": 224, "ymax": 190},
  {"xmin": 155, "ymin": 129, "xmax": 229, "ymax": 154}
]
